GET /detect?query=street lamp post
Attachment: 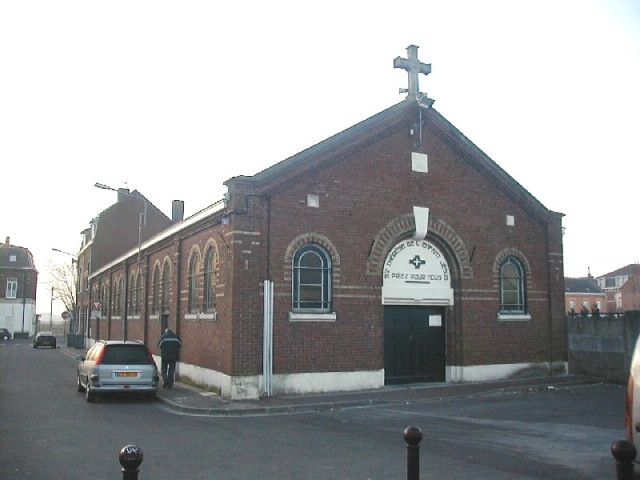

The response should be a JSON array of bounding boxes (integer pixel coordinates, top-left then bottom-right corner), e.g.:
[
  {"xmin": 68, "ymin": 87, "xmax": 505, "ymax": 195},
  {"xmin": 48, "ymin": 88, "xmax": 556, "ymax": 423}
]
[
  {"xmin": 94, "ymin": 183, "xmax": 147, "ymax": 341},
  {"xmin": 51, "ymin": 248, "xmax": 78, "ymax": 335}
]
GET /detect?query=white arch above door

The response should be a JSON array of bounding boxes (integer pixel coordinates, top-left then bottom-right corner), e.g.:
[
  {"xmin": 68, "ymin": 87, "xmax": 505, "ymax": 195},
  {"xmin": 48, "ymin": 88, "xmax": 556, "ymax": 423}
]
[{"xmin": 382, "ymin": 239, "xmax": 454, "ymax": 306}]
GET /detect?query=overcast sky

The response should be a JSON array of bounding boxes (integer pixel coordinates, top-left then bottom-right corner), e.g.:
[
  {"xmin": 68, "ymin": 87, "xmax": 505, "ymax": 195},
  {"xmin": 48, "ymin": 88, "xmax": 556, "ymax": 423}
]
[{"xmin": 1, "ymin": 0, "xmax": 638, "ymax": 315}]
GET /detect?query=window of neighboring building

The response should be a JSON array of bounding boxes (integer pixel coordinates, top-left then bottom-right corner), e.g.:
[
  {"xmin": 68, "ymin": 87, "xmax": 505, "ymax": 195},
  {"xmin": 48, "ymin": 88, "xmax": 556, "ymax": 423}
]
[
  {"xmin": 499, "ymin": 257, "xmax": 525, "ymax": 313},
  {"xmin": 292, "ymin": 244, "xmax": 332, "ymax": 311},
  {"xmin": 203, "ymin": 247, "xmax": 218, "ymax": 313},
  {"xmin": 152, "ymin": 265, "xmax": 160, "ymax": 315},
  {"xmin": 616, "ymin": 292, "xmax": 623, "ymax": 312},
  {"xmin": 6, "ymin": 278, "xmax": 18, "ymax": 299},
  {"xmin": 188, "ymin": 253, "xmax": 200, "ymax": 314}
]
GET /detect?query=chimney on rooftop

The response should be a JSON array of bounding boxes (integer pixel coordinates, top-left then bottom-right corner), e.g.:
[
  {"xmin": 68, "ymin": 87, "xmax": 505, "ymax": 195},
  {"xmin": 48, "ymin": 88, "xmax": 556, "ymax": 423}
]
[
  {"xmin": 117, "ymin": 188, "xmax": 131, "ymax": 203},
  {"xmin": 172, "ymin": 200, "xmax": 184, "ymax": 222},
  {"xmin": 5, "ymin": 236, "xmax": 9, "ymax": 245}
]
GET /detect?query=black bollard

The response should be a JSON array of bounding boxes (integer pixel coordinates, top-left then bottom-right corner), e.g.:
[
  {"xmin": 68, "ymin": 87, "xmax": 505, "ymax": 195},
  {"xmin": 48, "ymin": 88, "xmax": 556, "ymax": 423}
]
[
  {"xmin": 404, "ymin": 426, "xmax": 423, "ymax": 480},
  {"xmin": 611, "ymin": 440, "xmax": 637, "ymax": 480},
  {"xmin": 119, "ymin": 444, "xmax": 144, "ymax": 480}
]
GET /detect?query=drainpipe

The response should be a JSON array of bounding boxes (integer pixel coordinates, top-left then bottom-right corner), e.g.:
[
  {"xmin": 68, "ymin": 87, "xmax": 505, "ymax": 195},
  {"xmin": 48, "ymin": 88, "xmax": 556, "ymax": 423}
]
[{"xmin": 22, "ymin": 272, "xmax": 27, "ymax": 334}]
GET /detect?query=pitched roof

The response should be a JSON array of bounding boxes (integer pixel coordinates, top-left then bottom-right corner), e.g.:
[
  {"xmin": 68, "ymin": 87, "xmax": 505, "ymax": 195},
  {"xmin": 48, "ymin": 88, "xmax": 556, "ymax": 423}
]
[
  {"xmin": 226, "ymin": 98, "xmax": 560, "ymax": 223},
  {"xmin": 564, "ymin": 277, "xmax": 604, "ymax": 294},
  {"xmin": 599, "ymin": 264, "xmax": 640, "ymax": 278}
]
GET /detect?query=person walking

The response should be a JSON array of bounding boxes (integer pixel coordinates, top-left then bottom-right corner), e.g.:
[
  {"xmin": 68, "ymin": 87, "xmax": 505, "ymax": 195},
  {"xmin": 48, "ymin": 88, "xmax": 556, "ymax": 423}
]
[{"xmin": 157, "ymin": 328, "xmax": 182, "ymax": 388}]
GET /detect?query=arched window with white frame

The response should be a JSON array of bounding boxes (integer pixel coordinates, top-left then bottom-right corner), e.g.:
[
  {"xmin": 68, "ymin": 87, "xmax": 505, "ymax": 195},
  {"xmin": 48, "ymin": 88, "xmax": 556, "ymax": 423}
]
[
  {"xmin": 499, "ymin": 257, "xmax": 526, "ymax": 313},
  {"xmin": 161, "ymin": 262, "xmax": 170, "ymax": 313},
  {"xmin": 292, "ymin": 244, "xmax": 332, "ymax": 312},
  {"xmin": 203, "ymin": 246, "xmax": 218, "ymax": 313},
  {"xmin": 188, "ymin": 252, "xmax": 200, "ymax": 314},
  {"xmin": 152, "ymin": 265, "xmax": 161, "ymax": 315}
]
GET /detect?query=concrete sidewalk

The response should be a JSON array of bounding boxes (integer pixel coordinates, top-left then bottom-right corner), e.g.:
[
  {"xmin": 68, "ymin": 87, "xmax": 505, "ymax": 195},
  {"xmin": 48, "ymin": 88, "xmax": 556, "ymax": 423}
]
[
  {"xmin": 156, "ymin": 374, "xmax": 604, "ymax": 417},
  {"xmin": 59, "ymin": 344, "xmax": 603, "ymax": 416}
]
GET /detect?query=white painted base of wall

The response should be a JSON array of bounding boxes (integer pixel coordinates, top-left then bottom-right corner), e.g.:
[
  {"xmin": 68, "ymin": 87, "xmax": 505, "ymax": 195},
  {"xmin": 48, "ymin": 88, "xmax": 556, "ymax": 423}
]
[
  {"xmin": 169, "ymin": 360, "xmax": 568, "ymax": 401},
  {"xmin": 170, "ymin": 362, "xmax": 385, "ymax": 400},
  {"xmin": 154, "ymin": 357, "xmax": 260, "ymax": 400},
  {"xmin": 447, "ymin": 361, "xmax": 568, "ymax": 383},
  {"xmin": 270, "ymin": 370, "xmax": 385, "ymax": 397}
]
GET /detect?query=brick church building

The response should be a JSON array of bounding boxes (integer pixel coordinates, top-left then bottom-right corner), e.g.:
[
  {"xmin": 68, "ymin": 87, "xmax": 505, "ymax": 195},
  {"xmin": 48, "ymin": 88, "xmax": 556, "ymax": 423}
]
[{"xmin": 80, "ymin": 46, "xmax": 566, "ymax": 399}]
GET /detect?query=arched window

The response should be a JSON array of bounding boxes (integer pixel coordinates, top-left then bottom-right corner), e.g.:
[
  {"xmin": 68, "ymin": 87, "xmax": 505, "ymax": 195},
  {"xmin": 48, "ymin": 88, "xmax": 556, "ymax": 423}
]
[
  {"xmin": 499, "ymin": 257, "xmax": 525, "ymax": 313},
  {"xmin": 203, "ymin": 247, "xmax": 218, "ymax": 313},
  {"xmin": 152, "ymin": 265, "xmax": 160, "ymax": 315},
  {"xmin": 128, "ymin": 272, "xmax": 136, "ymax": 315},
  {"xmin": 135, "ymin": 272, "xmax": 142, "ymax": 315},
  {"xmin": 293, "ymin": 244, "xmax": 332, "ymax": 311},
  {"xmin": 101, "ymin": 284, "xmax": 109, "ymax": 317},
  {"xmin": 188, "ymin": 252, "xmax": 200, "ymax": 313},
  {"xmin": 113, "ymin": 278, "xmax": 124, "ymax": 317},
  {"xmin": 161, "ymin": 262, "xmax": 170, "ymax": 313}
]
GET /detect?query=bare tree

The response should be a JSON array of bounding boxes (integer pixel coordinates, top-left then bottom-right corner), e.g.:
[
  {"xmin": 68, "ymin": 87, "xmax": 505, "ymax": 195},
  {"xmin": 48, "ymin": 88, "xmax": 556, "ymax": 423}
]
[{"xmin": 48, "ymin": 260, "xmax": 77, "ymax": 316}]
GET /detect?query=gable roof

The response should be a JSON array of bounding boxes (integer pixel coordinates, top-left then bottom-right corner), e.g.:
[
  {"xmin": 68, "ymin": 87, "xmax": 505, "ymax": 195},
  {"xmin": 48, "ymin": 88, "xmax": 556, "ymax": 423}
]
[
  {"xmin": 564, "ymin": 277, "xmax": 604, "ymax": 294},
  {"xmin": 599, "ymin": 264, "xmax": 640, "ymax": 278},
  {"xmin": 225, "ymin": 98, "xmax": 561, "ymax": 224}
]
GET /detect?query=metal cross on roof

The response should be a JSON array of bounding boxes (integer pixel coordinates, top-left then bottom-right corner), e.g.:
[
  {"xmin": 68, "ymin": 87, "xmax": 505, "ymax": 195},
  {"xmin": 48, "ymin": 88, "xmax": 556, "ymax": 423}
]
[{"xmin": 394, "ymin": 45, "xmax": 431, "ymax": 97}]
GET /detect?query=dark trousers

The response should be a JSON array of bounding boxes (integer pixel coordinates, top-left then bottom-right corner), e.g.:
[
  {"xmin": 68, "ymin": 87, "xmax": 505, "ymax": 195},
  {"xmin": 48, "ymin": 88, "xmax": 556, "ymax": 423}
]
[{"xmin": 161, "ymin": 357, "xmax": 177, "ymax": 387}]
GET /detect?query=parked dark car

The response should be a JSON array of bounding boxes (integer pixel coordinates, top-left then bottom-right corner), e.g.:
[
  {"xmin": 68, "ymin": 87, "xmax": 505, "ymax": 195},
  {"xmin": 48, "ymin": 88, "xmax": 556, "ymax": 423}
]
[
  {"xmin": 76, "ymin": 340, "xmax": 159, "ymax": 402},
  {"xmin": 33, "ymin": 331, "xmax": 57, "ymax": 349},
  {"xmin": 1, "ymin": 328, "xmax": 12, "ymax": 340}
]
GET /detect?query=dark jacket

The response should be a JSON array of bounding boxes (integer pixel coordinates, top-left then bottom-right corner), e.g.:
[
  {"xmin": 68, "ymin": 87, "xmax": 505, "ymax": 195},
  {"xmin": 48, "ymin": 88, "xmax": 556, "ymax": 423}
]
[{"xmin": 157, "ymin": 330, "xmax": 182, "ymax": 360}]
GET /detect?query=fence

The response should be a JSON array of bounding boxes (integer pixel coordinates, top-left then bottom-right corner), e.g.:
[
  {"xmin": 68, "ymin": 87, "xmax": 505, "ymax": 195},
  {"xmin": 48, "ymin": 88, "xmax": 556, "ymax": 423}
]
[{"xmin": 568, "ymin": 311, "xmax": 640, "ymax": 383}]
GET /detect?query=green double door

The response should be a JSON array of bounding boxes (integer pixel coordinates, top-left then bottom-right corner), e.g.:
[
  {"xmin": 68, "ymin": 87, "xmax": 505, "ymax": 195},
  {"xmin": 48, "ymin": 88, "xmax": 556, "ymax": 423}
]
[{"xmin": 384, "ymin": 305, "xmax": 445, "ymax": 384}]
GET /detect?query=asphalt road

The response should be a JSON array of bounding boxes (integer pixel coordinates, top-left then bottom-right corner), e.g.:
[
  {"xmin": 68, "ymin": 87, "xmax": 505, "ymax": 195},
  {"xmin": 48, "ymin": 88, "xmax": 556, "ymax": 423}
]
[{"xmin": 0, "ymin": 338, "xmax": 626, "ymax": 479}]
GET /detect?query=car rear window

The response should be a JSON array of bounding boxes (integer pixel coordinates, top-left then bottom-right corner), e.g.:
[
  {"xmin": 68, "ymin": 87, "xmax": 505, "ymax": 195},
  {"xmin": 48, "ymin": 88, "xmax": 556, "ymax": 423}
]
[{"xmin": 102, "ymin": 345, "xmax": 151, "ymax": 365}]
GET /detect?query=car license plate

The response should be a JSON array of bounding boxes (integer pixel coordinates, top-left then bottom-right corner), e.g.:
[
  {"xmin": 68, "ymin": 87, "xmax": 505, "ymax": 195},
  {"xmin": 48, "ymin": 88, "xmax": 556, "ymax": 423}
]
[{"xmin": 115, "ymin": 372, "xmax": 138, "ymax": 378}]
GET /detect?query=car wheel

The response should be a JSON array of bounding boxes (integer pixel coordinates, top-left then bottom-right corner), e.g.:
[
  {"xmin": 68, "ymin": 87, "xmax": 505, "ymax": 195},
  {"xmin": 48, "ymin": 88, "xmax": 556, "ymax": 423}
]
[
  {"xmin": 77, "ymin": 375, "xmax": 85, "ymax": 392},
  {"xmin": 85, "ymin": 384, "xmax": 96, "ymax": 403},
  {"xmin": 52, "ymin": 343, "xmax": 56, "ymax": 349}
]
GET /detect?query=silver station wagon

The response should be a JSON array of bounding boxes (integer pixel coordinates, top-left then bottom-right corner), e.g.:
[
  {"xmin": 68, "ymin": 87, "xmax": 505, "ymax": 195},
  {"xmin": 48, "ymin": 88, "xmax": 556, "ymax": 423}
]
[{"xmin": 76, "ymin": 340, "xmax": 159, "ymax": 402}]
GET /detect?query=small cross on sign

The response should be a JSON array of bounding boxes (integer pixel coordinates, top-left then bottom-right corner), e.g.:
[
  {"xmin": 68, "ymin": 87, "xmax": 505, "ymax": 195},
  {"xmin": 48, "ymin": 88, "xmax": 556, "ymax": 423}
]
[{"xmin": 409, "ymin": 255, "xmax": 426, "ymax": 269}]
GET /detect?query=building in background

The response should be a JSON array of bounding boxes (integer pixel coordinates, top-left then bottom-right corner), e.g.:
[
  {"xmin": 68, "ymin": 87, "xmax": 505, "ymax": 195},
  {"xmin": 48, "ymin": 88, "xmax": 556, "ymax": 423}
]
[
  {"xmin": 0, "ymin": 237, "xmax": 38, "ymax": 338},
  {"xmin": 596, "ymin": 264, "xmax": 640, "ymax": 313},
  {"xmin": 564, "ymin": 275, "xmax": 606, "ymax": 315},
  {"xmin": 75, "ymin": 189, "xmax": 176, "ymax": 343}
]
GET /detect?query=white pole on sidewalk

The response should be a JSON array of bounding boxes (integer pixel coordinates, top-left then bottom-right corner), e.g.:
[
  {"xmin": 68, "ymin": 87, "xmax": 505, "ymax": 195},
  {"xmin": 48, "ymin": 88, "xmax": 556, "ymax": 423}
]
[{"xmin": 263, "ymin": 280, "xmax": 274, "ymax": 397}]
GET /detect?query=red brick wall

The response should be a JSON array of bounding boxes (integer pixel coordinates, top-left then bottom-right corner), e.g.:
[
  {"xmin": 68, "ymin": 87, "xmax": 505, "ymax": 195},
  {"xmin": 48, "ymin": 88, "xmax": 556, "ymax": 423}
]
[
  {"xmin": 225, "ymin": 115, "xmax": 566, "ymax": 374},
  {"xmin": 86, "ymin": 105, "xmax": 566, "ymax": 381}
]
